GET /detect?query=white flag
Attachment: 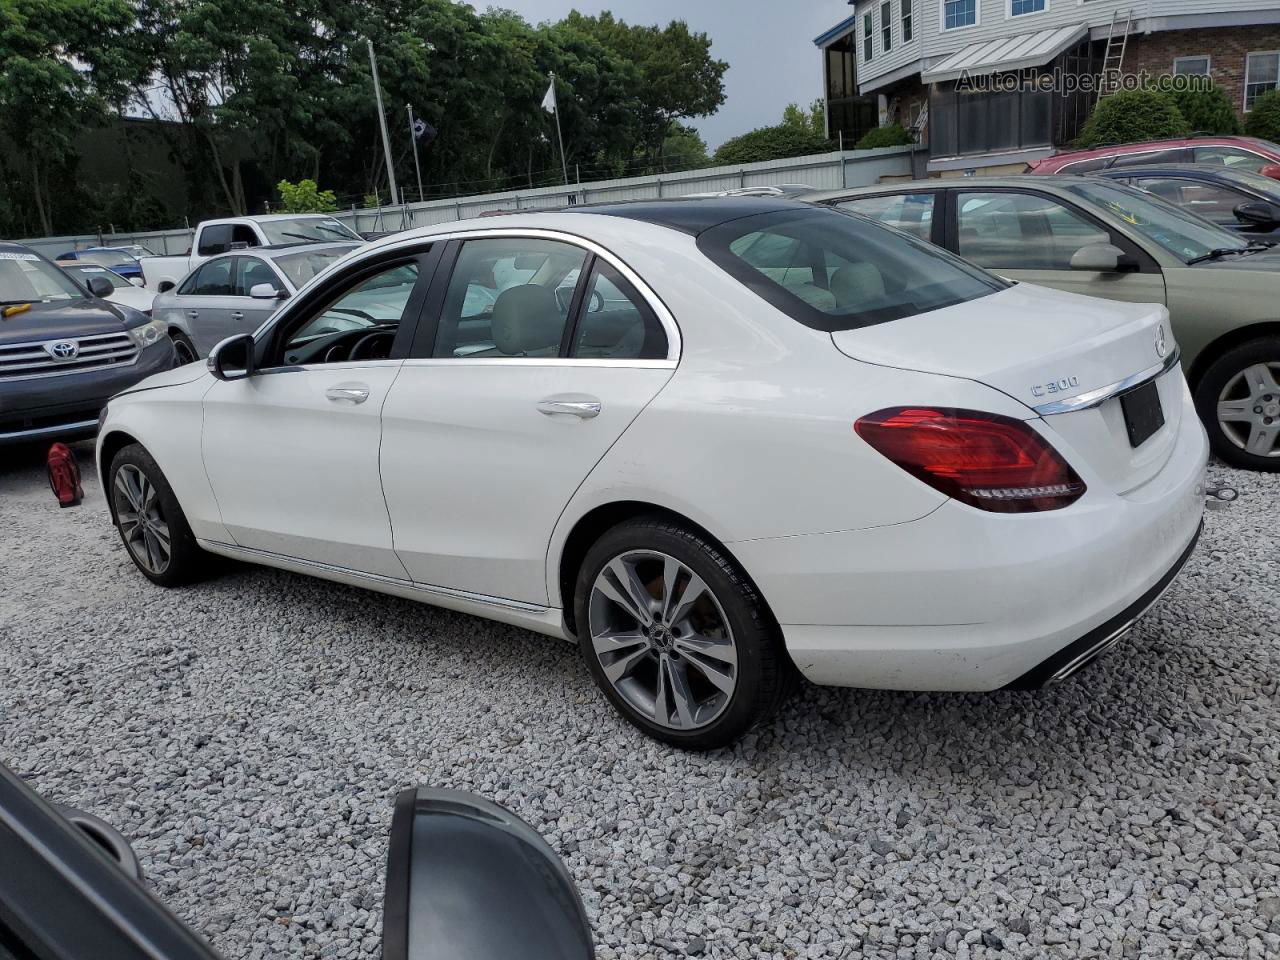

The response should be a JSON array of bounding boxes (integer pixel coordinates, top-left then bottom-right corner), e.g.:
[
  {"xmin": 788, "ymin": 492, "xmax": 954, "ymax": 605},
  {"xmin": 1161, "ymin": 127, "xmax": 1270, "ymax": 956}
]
[{"xmin": 541, "ymin": 79, "xmax": 556, "ymax": 114}]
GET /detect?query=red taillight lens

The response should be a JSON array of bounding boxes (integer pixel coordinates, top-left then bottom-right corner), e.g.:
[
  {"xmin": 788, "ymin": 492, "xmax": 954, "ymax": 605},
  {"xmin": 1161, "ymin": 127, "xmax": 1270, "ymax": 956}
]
[{"xmin": 855, "ymin": 407, "xmax": 1086, "ymax": 513}]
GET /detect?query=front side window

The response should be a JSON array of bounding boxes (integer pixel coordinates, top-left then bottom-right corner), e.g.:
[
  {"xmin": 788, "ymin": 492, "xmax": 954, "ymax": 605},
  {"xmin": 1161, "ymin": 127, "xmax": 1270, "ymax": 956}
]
[
  {"xmin": 943, "ymin": 0, "xmax": 976, "ymax": 30},
  {"xmin": 835, "ymin": 192, "xmax": 936, "ymax": 241},
  {"xmin": 433, "ymin": 238, "xmax": 587, "ymax": 358},
  {"xmin": 1133, "ymin": 178, "xmax": 1250, "ymax": 225},
  {"xmin": 698, "ymin": 207, "xmax": 1005, "ymax": 332},
  {"xmin": 188, "ymin": 258, "xmax": 234, "ymax": 296},
  {"xmin": 902, "ymin": 0, "xmax": 913, "ymax": 41},
  {"xmin": 957, "ymin": 192, "xmax": 1111, "ymax": 270},
  {"xmin": 1063, "ymin": 179, "xmax": 1250, "ymax": 263},
  {"xmin": 863, "ymin": 13, "xmax": 873, "ymax": 61},
  {"xmin": 278, "ymin": 261, "xmax": 420, "ymax": 365},
  {"xmin": 881, "ymin": 2, "xmax": 892, "ymax": 51},
  {"xmin": 0, "ymin": 251, "xmax": 84, "ymax": 303},
  {"xmin": 1173, "ymin": 55, "xmax": 1210, "ymax": 76},
  {"xmin": 1193, "ymin": 146, "xmax": 1268, "ymax": 173},
  {"xmin": 573, "ymin": 262, "xmax": 668, "ymax": 360},
  {"xmin": 1245, "ymin": 52, "xmax": 1280, "ymax": 111},
  {"xmin": 236, "ymin": 257, "xmax": 283, "ymax": 296},
  {"xmin": 1010, "ymin": 0, "xmax": 1045, "ymax": 15},
  {"xmin": 259, "ymin": 217, "xmax": 361, "ymax": 245}
]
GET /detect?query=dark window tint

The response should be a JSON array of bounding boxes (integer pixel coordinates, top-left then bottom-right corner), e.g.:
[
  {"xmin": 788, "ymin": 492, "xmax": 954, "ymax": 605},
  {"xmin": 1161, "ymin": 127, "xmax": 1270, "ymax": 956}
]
[
  {"xmin": 190, "ymin": 258, "xmax": 233, "ymax": 296},
  {"xmin": 231, "ymin": 224, "xmax": 259, "ymax": 248},
  {"xmin": 572, "ymin": 262, "xmax": 668, "ymax": 360},
  {"xmin": 698, "ymin": 207, "xmax": 1005, "ymax": 332},
  {"xmin": 197, "ymin": 224, "xmax": 232, "ymax": 256}
]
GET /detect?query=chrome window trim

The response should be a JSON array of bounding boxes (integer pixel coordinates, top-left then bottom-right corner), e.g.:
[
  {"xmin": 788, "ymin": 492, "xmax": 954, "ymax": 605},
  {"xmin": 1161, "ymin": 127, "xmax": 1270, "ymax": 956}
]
[
  {"xmin": 260, "ymin": 227, "xmax": 683, "ymax": 364},
  {"xmin": 1033, "ymin": 346, "xmax": 1181, "ymax": 416}
]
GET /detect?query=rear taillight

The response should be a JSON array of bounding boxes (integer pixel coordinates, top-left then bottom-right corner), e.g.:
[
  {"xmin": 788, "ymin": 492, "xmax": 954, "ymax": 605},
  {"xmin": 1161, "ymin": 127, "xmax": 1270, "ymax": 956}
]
[{"xmin": 855, "ymin": 407, "xmax": 1086, "ymax": 513}]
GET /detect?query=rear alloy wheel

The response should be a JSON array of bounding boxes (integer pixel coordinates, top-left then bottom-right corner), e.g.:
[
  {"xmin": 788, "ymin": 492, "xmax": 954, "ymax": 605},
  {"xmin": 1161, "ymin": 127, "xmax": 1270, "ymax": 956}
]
[
  {"xmin": 109, "ymin": 443, "xmax": 212, "ymax": 586},
  {"xmin": 575, "ymin": 517, "xmax": 792, "ymax": 749},
  {"xmin": 1195, "ymin": 338, "xmax": 1280, "ymax": 471}
]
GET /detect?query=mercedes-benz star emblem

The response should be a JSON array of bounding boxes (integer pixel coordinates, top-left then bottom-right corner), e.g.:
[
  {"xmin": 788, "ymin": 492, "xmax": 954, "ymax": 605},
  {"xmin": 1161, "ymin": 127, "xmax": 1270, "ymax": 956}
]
[
  {"xmin": 47, "ymin": 340, "xmax": 79, "ymax": 361},
  {"xmin": 1154, "ymin": 325, "xmax": 1168, "ymax": 359}
]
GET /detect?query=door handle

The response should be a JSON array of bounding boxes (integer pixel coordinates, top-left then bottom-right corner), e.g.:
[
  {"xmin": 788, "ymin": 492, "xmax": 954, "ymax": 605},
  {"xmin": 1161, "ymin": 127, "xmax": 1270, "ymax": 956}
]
[
  {"xmin": 185, "ymin": 310, "xmax": 199, "ymax": 319},
  {"xmin": 230, "ymin": 311, "xmax": 244, "ymax": 320},
  {"xmin": 325, "ymin": 383, "xmax": 371, "ymax": 405},
  {"xmin": 537, "ymin": 397, "xmax": 602, "ymax": 419}
]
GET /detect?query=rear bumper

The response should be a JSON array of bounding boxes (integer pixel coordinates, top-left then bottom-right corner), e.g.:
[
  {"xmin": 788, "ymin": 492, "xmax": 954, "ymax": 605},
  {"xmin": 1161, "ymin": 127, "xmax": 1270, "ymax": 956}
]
[
  {"xmin": 0, "ymin": 339, "xmax": 174, "ymax": 445},
  {"xmin": 733, "ymin": 406, "xmax": 1208, "ymax": 691}
]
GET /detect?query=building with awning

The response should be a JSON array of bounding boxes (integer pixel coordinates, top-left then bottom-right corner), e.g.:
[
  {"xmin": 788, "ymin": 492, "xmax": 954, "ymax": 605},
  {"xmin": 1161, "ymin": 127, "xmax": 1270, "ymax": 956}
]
[{"xmin": 814, "ymin": 1, "xmax": 1280, "ymax": 174}]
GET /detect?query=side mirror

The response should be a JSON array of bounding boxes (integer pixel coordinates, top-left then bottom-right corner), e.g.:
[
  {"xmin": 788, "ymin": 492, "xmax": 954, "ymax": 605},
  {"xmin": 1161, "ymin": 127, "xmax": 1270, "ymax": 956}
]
[
  {"xmin": 206, "ymin": 333, "xmax": 256, "ymax": 381},
  {"xmin": 1233, "ymin": 199, "xmax": 1280, "ymax": 227},
  {"xmin": 86, "ymin": 276, "xmax": 114, "ymax": 298},
  {"xmin": 383, "ymin": 788, "xmax": 594, "ymax": 960},
  {"xmin": 249, "ymin": 282, "xmax": 286, "ymax": 300},
  {"xmin": 157, "ymin": 280, "xmax": 175, "ymax": 293},
  {"xmin": 1070, "ymin": 242, "xmax": 1130, "ymax": 273},
  {"xmin": 129, "ymin": 277, "xmax": 145, "ymax": 287}
]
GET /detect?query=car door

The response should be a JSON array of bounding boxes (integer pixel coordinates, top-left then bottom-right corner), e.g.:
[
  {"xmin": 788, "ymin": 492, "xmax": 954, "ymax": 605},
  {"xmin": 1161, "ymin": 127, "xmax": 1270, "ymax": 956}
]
[
  {"xmin": 177, "ymin": 257, "xmax": 240, "ymax": 355},
  {"xmin": 200, "ymin": 247, "xmax": 436, "ymax": 578},
  {"xmin": 379, "ymin": 234, "xmax": 677, "ymax": 605},
  {"xmin": 233, "ymin": 255, "xmax": 289, "ymax": 332},
  {"xmin": 949, "ymin": 188, "xmax": 1167, "ymax": 305}
]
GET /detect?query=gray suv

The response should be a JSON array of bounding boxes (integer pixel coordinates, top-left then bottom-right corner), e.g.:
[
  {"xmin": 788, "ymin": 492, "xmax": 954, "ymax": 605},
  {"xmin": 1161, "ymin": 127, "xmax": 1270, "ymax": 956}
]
[{"xmin": 0, "ymin": 243, "xmax": 174, "ymax": 445}]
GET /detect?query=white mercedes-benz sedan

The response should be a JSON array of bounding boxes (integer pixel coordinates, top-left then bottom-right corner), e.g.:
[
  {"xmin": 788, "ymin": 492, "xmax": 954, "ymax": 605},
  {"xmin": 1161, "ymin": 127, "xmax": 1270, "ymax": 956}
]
[{"xmin": 97, "ymin": 198, "xmax": 1208, "ymax": 749}]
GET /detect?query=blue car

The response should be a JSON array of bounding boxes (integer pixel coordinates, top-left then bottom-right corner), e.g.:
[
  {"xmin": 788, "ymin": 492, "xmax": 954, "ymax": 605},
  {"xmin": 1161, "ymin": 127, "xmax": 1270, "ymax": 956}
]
[
  {"xmin": 1097, "ymin": 163, "xmax": 1280, "ymax": 238},
  {"xmin": 54, "ymin": 246, "xmax": 149, "ymax": 281}
]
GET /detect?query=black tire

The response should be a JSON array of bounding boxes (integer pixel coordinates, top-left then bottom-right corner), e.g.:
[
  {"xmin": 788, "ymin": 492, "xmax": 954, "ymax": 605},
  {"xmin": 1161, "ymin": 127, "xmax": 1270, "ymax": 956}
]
[
  {"xmin": 170, "ymin": 331, "xmax": 198, "ymax": 367},
  {"xmin": 573, "ymin": 515, "xmax": 793, "ymax": 750},
  {"xmin": 108, "ymin": 443, "xmax": 211, "ymax": 586},
  {"xmin": 1193, "ymin": 336, "xmax": 1280, "ymax": 472}
]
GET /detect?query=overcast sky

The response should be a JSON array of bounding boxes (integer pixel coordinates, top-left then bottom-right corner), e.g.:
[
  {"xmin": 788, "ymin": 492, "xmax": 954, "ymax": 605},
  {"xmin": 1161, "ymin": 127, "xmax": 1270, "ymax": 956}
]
[{"xmin": 487, "ymin": 0, "xmax": 854, "ymax": 148}]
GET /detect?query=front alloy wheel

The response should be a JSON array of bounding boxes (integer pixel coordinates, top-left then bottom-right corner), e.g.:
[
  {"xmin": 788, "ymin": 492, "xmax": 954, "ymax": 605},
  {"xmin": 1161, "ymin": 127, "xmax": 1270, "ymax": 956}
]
[
  {"xmin": 588, "ymin": 550, "xmax": 738, "ymax": 731},
  {"xmin": 112, "ymin": 464, "xmax": 172, "ymax": 575}
]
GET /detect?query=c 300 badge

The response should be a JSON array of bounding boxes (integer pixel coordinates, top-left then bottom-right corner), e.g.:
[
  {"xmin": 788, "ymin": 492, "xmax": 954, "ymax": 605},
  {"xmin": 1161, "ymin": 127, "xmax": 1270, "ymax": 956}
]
[{"xmin": 1030, "ymin": 375, "xmax": 1080, "ymax": 399}]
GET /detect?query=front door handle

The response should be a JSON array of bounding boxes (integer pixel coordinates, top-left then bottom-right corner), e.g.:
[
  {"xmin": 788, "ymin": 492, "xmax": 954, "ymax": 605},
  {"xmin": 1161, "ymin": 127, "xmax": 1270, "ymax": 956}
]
[
  {"xmin": 185, "ymin": 310, "xmax": 199, "ymax": 319},
  {"xmin": 326, "ymin": 383, "xmax": 371, "ymax": 405},
  {"xmin": 537, "ymin": 397, "xmax": 602, "ymax": 419},
  {"xmin": 230, "ymin": 311, "xmax": 244, "ymax": 320}
]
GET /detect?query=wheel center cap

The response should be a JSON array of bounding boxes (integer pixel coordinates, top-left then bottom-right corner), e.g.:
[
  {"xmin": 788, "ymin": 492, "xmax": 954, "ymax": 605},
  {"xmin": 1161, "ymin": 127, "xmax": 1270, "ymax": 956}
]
[
  {"xmin": 648, "ymin": 624, "xmax": 674, "ymax": 650},
  {"xmin": 1265, "ymin": 402, "xmax": 1279, "ymax": 418}
]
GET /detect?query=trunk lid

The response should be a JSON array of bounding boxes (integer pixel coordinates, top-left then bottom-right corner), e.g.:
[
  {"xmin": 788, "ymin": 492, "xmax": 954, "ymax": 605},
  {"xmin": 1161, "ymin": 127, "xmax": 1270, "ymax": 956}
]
[{"xmin": 832, "ymin": 282, "xmax": 1181, "ymax": 494}]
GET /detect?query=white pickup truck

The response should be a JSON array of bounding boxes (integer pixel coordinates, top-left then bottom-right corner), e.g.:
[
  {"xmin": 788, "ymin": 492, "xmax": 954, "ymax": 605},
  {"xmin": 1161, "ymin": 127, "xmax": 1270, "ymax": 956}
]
[{"xmin": 140, "ymin": 214, "xmax": 364, "ymax": 291}]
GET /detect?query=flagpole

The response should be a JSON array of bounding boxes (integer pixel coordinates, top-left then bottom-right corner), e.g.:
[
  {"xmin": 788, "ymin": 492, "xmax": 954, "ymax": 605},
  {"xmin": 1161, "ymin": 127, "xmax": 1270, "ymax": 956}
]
[
  {"xmin": 550, "ymin": 72, "xmax": 569, "ymax": 186},
  {"xmin": 367, "ymin": 39, "xmax": 399, "ymax": 207},
  {"xmin": 407, "ymin": 104, "xmax": 425, "ymax": 204}
]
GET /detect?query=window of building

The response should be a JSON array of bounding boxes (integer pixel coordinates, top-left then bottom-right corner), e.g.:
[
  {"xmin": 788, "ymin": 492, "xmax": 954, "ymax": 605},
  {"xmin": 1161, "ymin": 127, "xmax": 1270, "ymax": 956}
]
[
  {"xmin": 943, "ymin": 0, "xmax": 977, "ymax": 30},
  {"xmin": 863, "ymin": 13, "xmax": 874, "ymax": 61},
  {"xmin": 1010, "ymin": 0, "xmax": 1046, "ymax": 15},
  {"xmin": 902, "ymin": 0, "xmax": 914, "ymax": 41},
  {"xmin": 1245, "ymin": 52, "xmax": 1280, "ymax": 110},
  {"xmin": 1173, "ymin": 55, "xmax": 1210, "ymax": 76},
  {"xmin": 881, "ymin": 2, "xmax": 892, "ymax": 52}
]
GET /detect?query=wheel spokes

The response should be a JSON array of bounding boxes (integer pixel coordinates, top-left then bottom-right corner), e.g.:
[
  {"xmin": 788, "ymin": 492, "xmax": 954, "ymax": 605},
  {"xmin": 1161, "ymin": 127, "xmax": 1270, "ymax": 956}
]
[
  {"xmin": 664, "ymin": 568, "xmax": 709, "ymax": 632},
  {"xmin": 1217, "ymin": 398, "xmax": 1254, "ymax": 423},
  {"xmin": 114, "ymin": 470, "xmax": 141, "ymax": 512},
  {"xmin": 598, "ymin": 557, "xmax": 655, "ymax": 626},
  {"xmin": 1245, "ymin": 363, "xmax": 1279, "ymax": 396},
  {"xmin": 1246, "ymin": 422, "xmax": 1279, "ymax": 456}
]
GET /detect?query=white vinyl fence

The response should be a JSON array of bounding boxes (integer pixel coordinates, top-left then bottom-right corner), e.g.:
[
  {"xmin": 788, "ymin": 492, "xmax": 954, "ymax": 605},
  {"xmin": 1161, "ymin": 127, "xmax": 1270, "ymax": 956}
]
[{"xmin": 15, "ymin": 145, "xmax": 921, "ymax": 257}]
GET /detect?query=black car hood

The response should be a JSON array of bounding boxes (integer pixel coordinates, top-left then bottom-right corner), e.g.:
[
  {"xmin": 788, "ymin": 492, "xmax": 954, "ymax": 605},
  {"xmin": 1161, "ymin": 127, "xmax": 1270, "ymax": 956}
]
[{"xmin": 0, "ymin": 298, "xmax": 138, "ymax": 344}]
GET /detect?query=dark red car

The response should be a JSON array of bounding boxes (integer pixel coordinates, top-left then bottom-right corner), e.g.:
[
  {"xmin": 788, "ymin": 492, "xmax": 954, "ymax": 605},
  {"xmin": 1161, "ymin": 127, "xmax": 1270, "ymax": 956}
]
[{"xmin": 1029, "ymin": 136, "xmax": 1280, "ymax": 180}]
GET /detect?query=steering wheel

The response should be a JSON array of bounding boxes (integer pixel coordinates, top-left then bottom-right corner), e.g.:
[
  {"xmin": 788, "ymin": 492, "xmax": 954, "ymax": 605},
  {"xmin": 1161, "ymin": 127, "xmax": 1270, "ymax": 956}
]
[{"xmin": 349, "ymin": 331, "xmax": 394, "ymax": 361}]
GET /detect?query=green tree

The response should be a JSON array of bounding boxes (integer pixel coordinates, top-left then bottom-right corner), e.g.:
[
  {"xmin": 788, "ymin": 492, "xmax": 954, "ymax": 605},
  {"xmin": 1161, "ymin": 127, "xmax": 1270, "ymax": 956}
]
[
  {"xmin": 1169, "ymin": 84, "xmax": 1241, "ymax": 135},
  {"xmin": 782, "ymin": 100, "xmax": 825, "ymax": 137},
  {"xmin": 856, "ymin": 123, "xmax": 914, "ymax": 149},
  {"xmin": 1075, "ymin": 89, "xmax": 1190, "ymax": 148},
  {"xmin": 1245, "ymin": 90, "xmax": 1280, "ymax": 142},
  {"xmin": 277, "ymin": 178, "xmax": 338, "ymax": 212},
  {"xmin": 662, "ymin": 124, "xmax": 708, "ymax": 170},
  {"xmin": 713, "ymin": 124, "xmax": 830, "ymax": 165}
]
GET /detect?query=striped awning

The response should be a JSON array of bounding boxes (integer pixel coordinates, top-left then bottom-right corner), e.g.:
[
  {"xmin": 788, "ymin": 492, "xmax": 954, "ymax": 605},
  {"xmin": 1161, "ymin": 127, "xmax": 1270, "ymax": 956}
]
[{"xmin": 922, "ymin": 23, "xmax": 1089, "ymax": 84}]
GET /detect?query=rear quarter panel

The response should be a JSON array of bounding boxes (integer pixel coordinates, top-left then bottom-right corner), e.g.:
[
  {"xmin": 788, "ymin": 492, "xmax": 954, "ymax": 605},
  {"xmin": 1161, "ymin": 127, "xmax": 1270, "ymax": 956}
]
[{"xmin": 1161, "ymin": 266, "xmax": 1279, "ymax": 375}]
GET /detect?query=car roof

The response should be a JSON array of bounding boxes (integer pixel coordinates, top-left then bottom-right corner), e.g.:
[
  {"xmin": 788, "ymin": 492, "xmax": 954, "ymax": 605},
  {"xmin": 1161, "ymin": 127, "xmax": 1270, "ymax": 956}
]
[
  {"xmin": 804, "ymin": 175, "xmax": 1099, "ymax": 202},
  {"xmin": 1047, "ymin": 134, "xmax": 1275, "ymax": 160},
  {"xmin": 563, "ymin": 197, "xmax": 815, "ymax": 235},
  {"xmin": 1095, "ymin": 161, "xmax": 1274, "ymax": 180}
]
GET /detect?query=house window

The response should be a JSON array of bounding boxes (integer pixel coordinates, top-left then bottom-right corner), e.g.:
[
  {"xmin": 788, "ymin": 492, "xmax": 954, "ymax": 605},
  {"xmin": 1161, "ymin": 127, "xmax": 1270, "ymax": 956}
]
[
  {"xmin": 943, "ymin": 0, "xmax": 977, "ymax": 30},
  {"xmin": 1011, "ymin": 0, "xmax": 1046, "ymax": 15},
  {"xmin": 1245, "ymin": 52, "xmax": 1280, "ymax": 110},
  {"xmin": 864, "ymin": 12, "xmax": 874, "ymax": 61},
  {"xmin": 881, "ymin": 2, "xmax": 893, "ymax": 51},
  {"xmin": 1172, "ymin": 55, "xmax": 1209, "ymax": 76},
  {"xmin": 902, "ymin": 0, "xmax": 914, "ymax": 41}
]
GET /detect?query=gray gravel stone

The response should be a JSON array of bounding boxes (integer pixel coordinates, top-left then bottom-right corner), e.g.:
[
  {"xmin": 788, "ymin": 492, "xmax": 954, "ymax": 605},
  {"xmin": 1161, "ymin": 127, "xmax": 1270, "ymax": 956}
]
[{"xmin": 1, "ymin": 445, "xmax": 1278, "ymax": 960}]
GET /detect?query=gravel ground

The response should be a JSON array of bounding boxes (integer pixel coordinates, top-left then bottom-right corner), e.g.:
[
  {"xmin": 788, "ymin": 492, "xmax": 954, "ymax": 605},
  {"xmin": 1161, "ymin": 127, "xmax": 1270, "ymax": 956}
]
[{"xmin": 1, "ymin": 441, "xmax": 1278, "ymax": 960}]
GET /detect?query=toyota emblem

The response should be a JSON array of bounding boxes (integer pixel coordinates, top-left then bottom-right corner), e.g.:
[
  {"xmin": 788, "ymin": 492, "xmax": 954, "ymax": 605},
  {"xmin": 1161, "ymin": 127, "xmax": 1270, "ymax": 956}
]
[
  {"xmin": 47, "ymin": 340, "xmax": 80, "ymax": 361},
  {"xmin": 1154, "ymin": 325, "xmax": 1168, "ymax": 359}
]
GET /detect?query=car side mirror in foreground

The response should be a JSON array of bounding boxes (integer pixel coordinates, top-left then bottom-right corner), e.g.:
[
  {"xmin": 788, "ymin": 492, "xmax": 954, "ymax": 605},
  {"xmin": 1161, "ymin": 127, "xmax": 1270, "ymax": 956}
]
[
  {"xmin": 1070, "ymin": 242, "xmax": 1131, "ymax": 273},
  {"xmin": 383, "ymin": 787, "xmax": 595, "ymax": 960},
  {"xmin": 1233, "ymin": 199, "xmax": 1280, "ymax": 228},
  {"xmin": 86, "ymin": 276, "xmax": 114, "ymax": 298},
  {"xmin": 207, "ymin": 333, "xmax": 256, "ymax": 381},
  {"xmin": 129, "ymin": 277, "xmax": 146, "ymax": 287},
  {"xmin": 249, "ymin": 282, "xmax": 287, "ymax": 300}
]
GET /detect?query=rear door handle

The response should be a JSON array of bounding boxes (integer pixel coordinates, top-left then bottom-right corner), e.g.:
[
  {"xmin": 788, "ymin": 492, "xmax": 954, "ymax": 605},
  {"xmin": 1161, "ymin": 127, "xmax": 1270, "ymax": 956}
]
[
  {"xmin": 537, "ymin": 397, "xmax": 602, "ymax": 419},
  {"xmin": 325, "ymin": 383, "xmax": 370, "ymax": 405},
  {"xmin": 185, "ymin": 310, "xmax": 199, "ymax": 319}
]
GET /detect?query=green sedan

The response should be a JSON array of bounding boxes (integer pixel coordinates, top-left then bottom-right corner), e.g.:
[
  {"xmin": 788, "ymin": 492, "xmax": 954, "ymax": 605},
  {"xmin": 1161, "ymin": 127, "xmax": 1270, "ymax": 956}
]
[{"xmin": 808, "ymin": 176, "xmax": 1280, "ymax": 471}]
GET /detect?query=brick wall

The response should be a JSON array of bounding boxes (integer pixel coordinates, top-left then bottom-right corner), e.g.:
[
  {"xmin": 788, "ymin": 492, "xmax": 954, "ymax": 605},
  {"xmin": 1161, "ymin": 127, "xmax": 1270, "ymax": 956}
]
[{"xmin": 1124, "ymin": 26, "xmax": 1280, "ymax": 117}]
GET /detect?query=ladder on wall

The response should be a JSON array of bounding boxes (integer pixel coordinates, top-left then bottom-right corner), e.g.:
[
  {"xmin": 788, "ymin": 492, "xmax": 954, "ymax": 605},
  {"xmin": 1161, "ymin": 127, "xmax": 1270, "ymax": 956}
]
[
  {"xmin": 1099, "ymin": 8, "xmax": 1133, "ymax": 98},
  {"xmin": 911, "ymin": 99, "xmax": 929, "ymax": 141}
]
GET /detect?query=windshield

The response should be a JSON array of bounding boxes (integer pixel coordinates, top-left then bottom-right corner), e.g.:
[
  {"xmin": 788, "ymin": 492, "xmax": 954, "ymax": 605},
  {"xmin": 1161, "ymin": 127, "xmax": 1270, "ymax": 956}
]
[
  {"xmin": 272, "ymin": 245, "xmax": 360, "ymax": 289},
  {"xmin": 64, "ymin": 265, "xmax": 125, "ymax": 290},
  {"xmin": 259, "ymin": 217, "xmax": 361, "ymax": 245},
  {"xmin": 698, "ymin": 207, "xmax": 1006, "ymax": 331},
  {"xmin": 1064, "ymin": 179, "xmax": 1249, "ymax": 263},
  {"xmin": 0, "ymin": 251, "xmax": 86, "ymax": 303}
]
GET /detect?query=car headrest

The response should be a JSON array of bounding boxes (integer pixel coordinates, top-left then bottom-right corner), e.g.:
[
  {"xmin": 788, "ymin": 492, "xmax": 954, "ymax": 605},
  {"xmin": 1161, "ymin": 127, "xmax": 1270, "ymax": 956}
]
[
  {"xmin": 830, "ymin": 263, "xmax": 885, "ymax": 309},
  {"xmin": 491, "ymin": 285, "xmax": 563, "ymax": 356}
]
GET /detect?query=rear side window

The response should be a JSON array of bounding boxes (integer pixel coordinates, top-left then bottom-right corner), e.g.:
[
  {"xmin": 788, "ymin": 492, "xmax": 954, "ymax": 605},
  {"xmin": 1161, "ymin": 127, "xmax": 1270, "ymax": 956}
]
[
  {"xmin": 698, "ymin": 207, "xmax": 1005, "ymax": 331},
  {"xmin": 572, "ymin": 261, "xmax": 668, "ymax": 360},
  {"xmin": 834, "ymin": 193, "xmax": 936, "ymax": 241}
]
